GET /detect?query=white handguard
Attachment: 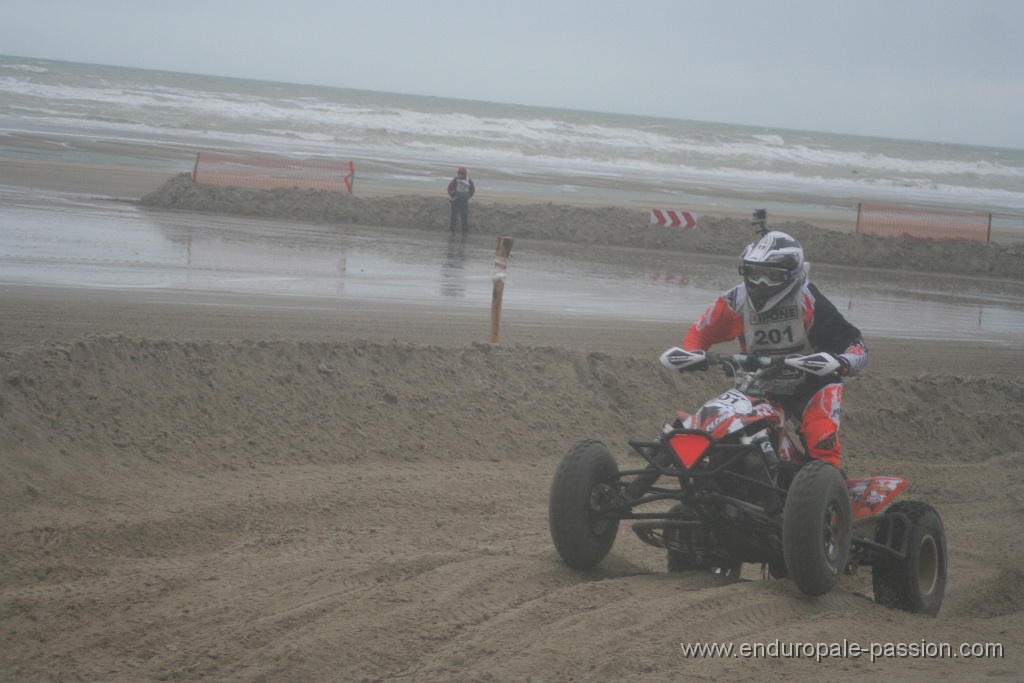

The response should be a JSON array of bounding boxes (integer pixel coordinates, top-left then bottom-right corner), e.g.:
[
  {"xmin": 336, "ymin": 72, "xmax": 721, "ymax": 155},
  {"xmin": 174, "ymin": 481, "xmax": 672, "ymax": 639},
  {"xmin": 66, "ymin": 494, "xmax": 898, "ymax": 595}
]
[
  {"xmin": 784, "ymin": 352, "xmax": 842, "ymax": 377},
  {"xmin": 659, "ymin": 347, "xmax": 707, "ymax": 372}
]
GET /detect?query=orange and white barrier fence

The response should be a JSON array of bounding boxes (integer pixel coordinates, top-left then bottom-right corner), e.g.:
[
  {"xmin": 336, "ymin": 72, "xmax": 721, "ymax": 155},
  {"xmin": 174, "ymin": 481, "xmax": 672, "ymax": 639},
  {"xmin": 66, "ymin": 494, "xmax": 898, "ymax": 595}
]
[
  {"xmin": 192, "ymin": 152, "xmax": 354, "ymax": 193},
  {"xmin": 856, "ymin": 201, "xmax": 991, "ymax": 242},
  {"xmin": 650, "ymin": 209, "xmax": 698, "ymax": 229}
]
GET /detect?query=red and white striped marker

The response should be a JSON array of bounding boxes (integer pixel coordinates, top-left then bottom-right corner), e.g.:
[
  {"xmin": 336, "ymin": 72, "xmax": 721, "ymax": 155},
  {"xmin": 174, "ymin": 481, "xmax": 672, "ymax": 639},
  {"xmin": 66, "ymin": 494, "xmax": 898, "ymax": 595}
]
[{"xmin": 650, "ymin": 209, "xmax": 697, "ymax": 229}]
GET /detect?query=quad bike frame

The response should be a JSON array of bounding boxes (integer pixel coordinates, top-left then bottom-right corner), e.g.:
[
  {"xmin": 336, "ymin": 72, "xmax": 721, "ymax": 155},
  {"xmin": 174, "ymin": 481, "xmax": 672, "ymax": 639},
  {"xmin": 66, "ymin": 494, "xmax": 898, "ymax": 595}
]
[{"xmin": 549, "ymin": 428, "xmax": 947, "ymax": 615}]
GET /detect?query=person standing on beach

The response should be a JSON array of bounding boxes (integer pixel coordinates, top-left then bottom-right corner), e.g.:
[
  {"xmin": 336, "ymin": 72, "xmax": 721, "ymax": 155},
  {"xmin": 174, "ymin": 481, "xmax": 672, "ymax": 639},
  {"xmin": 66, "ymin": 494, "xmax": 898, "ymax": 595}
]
[{"xmin": 447, "ymin": 167, "xmax": 475, "ymax": 233}]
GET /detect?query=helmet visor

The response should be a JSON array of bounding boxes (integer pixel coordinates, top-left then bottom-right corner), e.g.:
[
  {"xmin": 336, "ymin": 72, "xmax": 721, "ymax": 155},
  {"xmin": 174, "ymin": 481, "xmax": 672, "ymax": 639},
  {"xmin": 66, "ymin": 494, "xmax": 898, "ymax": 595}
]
[{"xmin": 740, "ymin": 264, "xmax": 790, "ymax": 287}]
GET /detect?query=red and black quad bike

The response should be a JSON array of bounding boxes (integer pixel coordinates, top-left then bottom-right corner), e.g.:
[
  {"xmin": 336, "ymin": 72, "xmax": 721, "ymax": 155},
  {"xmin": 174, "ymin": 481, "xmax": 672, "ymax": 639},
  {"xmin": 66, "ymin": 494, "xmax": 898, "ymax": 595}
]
[{"xmin": 548, "ymin": 348, "xmax": 947, "ymax": 615}]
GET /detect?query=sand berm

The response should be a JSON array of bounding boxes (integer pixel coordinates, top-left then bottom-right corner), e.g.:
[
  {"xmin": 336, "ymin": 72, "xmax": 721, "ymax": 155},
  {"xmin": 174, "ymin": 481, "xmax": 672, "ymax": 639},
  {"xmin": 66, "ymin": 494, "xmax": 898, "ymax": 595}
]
[{"xmin": 140, "ymin": 172, "xmax": 1024, "ymax": 279}]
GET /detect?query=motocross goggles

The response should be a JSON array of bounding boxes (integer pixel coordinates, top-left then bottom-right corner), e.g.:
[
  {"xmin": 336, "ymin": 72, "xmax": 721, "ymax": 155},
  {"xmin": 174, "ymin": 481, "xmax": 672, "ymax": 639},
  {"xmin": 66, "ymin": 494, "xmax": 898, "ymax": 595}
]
[{"xmin": 739, "ymin": 264, "xmax": 791, "ymax": 286}]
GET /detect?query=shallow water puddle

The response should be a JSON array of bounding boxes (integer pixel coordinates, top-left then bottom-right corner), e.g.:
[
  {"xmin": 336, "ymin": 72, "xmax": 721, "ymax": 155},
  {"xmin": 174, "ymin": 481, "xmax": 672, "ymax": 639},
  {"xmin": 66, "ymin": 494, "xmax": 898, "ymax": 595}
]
[{"xmin": 1, "ymin": 187, "xmax": 1022, "ymax": 344}]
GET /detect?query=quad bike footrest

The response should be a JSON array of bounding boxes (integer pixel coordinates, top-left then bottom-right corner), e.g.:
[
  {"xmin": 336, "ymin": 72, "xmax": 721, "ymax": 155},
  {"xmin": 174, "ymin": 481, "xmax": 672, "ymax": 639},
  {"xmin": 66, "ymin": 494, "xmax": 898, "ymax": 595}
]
[{"xmin": 631, "ymin": 520, "xmax": 701, "ymax": 550}]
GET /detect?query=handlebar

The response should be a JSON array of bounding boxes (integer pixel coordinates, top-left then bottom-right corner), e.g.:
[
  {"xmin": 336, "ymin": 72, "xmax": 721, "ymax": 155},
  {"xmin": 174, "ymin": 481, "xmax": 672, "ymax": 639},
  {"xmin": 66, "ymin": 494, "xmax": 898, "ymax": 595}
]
[{"xmin": 660, "ymin": 347, "xmax": 844, "ymax": 379}]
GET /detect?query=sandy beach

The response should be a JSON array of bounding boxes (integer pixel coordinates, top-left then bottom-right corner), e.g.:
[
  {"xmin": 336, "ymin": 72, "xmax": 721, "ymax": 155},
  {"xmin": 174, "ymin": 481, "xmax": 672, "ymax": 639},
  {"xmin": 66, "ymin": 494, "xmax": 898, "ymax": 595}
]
[{"xmin": 2, "ymin": 152, "xmax": 1024, "ymax": 682}]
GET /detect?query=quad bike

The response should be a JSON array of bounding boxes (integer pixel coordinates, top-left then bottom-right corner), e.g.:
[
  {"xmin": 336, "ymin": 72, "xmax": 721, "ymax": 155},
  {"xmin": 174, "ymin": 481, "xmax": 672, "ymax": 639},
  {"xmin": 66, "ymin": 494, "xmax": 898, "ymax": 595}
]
[{"xmin": 548, "ymin": 348, "xmax": 947, "ymax": 615}]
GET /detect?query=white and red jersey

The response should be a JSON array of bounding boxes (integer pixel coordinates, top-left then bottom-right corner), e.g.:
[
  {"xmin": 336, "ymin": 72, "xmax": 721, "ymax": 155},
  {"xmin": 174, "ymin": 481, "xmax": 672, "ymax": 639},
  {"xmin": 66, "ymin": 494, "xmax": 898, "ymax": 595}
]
[
  {"xmin": 447, "ymin": 175, "xmax": 475, "ymax": 200},
  {"xmin": 685, "ymin": 280, "xmax": 867, "ymax": 395}
]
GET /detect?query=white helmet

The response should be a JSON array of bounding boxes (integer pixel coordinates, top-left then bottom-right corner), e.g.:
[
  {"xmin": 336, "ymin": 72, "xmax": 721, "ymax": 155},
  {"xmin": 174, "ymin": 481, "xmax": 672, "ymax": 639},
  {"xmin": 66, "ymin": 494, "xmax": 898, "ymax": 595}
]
[{"xmin": 739, "ymin": 231, "xmax": 805, "ymax": 310}]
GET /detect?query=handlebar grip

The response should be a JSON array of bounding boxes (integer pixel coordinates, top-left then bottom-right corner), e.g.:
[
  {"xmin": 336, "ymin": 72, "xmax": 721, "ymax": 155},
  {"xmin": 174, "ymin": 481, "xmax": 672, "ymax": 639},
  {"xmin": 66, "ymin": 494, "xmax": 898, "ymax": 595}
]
[{"xmin": 784, "ymin": 352, "xmax": 843, "ymax": 376}]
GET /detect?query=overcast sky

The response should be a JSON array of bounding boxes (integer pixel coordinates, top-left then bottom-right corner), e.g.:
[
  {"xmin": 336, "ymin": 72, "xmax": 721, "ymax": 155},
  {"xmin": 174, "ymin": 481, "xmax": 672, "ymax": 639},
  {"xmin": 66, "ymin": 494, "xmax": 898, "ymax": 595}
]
[{"xmin": 3, "ymin": 1, "xmax": 1023, "ymax": 149}]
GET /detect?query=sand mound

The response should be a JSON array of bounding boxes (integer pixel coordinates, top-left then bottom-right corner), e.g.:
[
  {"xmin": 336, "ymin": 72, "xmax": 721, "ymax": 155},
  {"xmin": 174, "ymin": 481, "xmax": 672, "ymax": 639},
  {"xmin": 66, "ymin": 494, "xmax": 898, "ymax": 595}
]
[
  {"xmin": 140, "ymin": 173, "xmax": 1024, "ymax": 280},
  {"xmin": 3, "ymin": 333, "xmax": 1023, "ymax": 680}
]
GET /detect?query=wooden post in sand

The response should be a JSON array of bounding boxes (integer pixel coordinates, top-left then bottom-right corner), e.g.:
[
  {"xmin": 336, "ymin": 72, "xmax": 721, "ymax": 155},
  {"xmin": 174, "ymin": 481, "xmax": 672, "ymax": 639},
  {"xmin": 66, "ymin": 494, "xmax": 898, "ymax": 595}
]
[{"xmin": 489, "ymin": 236, "xmax": 515, "ymax": 344}]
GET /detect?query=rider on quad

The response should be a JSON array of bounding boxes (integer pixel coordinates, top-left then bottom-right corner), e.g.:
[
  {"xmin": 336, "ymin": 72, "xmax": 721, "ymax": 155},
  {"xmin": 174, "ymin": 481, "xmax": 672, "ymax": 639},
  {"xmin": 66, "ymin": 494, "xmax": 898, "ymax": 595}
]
[
  {"xmin": 549, "ymin": 216, "xmax": 946, "ymax": 611},
  {"xmin": 684, "ymin": 214, "xmax": 867, "ymax": 469}
]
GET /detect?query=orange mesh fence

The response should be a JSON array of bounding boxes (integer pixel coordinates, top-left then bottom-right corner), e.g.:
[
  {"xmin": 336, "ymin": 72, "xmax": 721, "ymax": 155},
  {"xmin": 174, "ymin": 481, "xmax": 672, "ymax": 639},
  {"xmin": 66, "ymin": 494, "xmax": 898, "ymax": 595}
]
[
  {"xmin": 192, "ymin": 152, "xmax": 353, "ymax": 193},
  {"xmin": 856, "ymin": 201, "xmax": 991, "ymax": 242}
]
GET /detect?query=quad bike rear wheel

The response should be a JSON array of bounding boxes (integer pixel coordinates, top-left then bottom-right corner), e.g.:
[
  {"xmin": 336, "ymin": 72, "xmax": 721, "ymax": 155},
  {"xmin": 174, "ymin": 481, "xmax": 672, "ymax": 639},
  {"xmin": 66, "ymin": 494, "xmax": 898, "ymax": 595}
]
[
  {"xmin": 782, "ymin": 460, "xmax": 852, "ymax": 596},
  {"xmin": 665, "ymin": 504, "xmax": 742, "ymax": 579},
  {"xmin": 549, "ymin": 440, "xmax": 620, "ymax": 570},
  {"xmin": 872, "ymin": 501, "xmax": 947, "ymax": 616}
]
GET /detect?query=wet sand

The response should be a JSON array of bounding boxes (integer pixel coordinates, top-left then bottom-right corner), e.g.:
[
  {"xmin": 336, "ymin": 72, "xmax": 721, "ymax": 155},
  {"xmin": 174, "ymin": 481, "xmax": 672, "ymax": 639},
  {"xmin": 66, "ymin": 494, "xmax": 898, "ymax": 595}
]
[{"xmin": 2, "ymin": 151, "xmax": 1024, "ymax": 682}]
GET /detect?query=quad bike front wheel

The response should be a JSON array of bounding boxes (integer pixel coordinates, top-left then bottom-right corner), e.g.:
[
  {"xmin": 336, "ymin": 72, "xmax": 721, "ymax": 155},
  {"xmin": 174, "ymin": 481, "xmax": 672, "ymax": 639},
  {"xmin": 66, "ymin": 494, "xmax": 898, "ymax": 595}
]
[
  {"xmin": 549, "ymin": 440, "xmax": 621, "ymax": 570},
  {"xmin": 872, "ymin": 501, "xmax": 947, "ymax": 616},
  {"xmin": 782, "ymin": 460, "xmax": 852, "ymax": 596}
]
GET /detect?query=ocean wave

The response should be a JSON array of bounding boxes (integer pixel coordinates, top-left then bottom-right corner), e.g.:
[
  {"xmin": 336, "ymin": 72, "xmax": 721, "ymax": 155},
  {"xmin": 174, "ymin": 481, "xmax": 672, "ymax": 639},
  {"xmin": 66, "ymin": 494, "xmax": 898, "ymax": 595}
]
[
  {"xmin": 0, "ymin": 63, "xmax": 48, "ymax": 74},
  {"xmin": 2, "ymin": 57, "xmax": 1023, "ymax": 214}
]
